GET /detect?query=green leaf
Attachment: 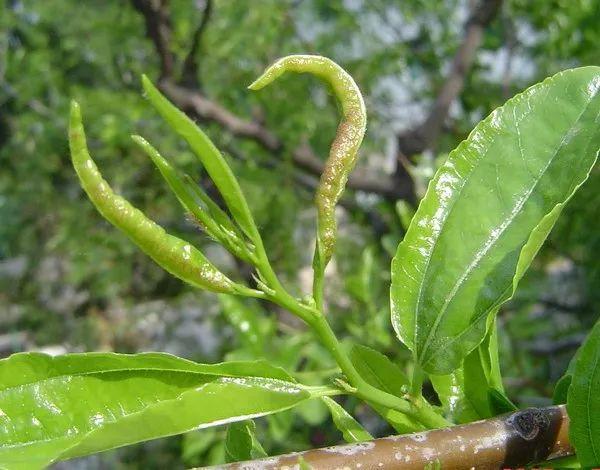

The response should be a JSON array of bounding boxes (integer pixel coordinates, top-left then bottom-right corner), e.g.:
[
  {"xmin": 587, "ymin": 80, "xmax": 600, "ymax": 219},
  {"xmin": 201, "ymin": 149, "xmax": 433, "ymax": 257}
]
[
  {"xmin": 487, "ymin": 389, "xmax": 517, "ymax": 415},
  {"xmin": 462, "ymin": 346, "xmax": 493, "ymax": 419},
  {"xmin": 554, "ymin": 343, "xmax": 583, "ymax": 405},
  {"xmin": 567, "ymin": 319, "xmax": 600, "ymax": 467},
  {"xmin": 322, "ymin": 397, "xmax": 372, "ymax": 443},
  {"xmin": 349, "ymin": 344, "xmax": 409, "ymax": 397},
  {"xmin": 430, "ymin": 370, "xmax": 480, "ymax": 424},
  {"xmin": 224, "ymin": 420, "xmax": 267, "ymax": 463},
  {"xmin": 554, "ymin": 375, "xmax": 573, "ymax": 406},
  {"xmin": 141, "ymin": 75, "xmax": 260, "ymax": 242},
  {"xmin": 349, "ymin": 345, "xmax": 421, "ymax": 433},
  {"xmin": 391, "ymin": 67, "xmax": 600, "ymax": 374},
  {"xmin": 131, "ymin": 135, "xmax": 235, "ymax": 249},
  {"xmin": 0, "ymin": 352, "xmax": 310, "ymax": 469}
]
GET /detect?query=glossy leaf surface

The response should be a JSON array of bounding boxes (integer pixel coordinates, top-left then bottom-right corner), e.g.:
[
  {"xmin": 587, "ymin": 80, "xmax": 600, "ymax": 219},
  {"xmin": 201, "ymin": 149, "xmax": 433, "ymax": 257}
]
[
  {"xmin": 0, "ymin": 352, "xmax": 309, "ymax": 469},
  {"xmin": 322, "ymin": 397, "xmax": 372, "ymax": 443},
  {"xmin": 391, "ymin": 67, "xmax": 600, "ymax": 374},
  {"xmin": 567, "ymin": 319, "xmax": 600, "ymax": 467}
]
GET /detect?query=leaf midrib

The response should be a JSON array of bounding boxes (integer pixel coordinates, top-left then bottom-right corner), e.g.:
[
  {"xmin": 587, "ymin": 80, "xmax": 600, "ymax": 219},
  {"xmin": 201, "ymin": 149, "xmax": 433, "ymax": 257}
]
[{"xmin": 418, "ymin": 86, "xmax": 597, "ymax": 364}]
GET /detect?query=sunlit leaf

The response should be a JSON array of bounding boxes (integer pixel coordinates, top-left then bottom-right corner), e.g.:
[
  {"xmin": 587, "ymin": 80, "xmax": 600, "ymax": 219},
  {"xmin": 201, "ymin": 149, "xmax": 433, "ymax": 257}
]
[
  {"xmin": 0, "ymin": 352, "xmax": 309, "ymax": 469},
  {"xmin": 391, "ymin": 67, "xmax": 600, "ymax": 374}
]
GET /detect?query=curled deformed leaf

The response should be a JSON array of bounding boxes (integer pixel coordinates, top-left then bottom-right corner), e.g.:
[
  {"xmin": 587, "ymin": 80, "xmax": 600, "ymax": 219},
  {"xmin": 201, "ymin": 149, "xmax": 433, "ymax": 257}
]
[
  {"xmin": 249, "ymin": 55, "xmax": 367, "ymax": 270},
  {"xmin": 69, "ymin": 101, "xmax": 248, "ymax": 295},
  {"xmin": 391, "ymin": 67, "xmax": 600, "ymax": 374}
]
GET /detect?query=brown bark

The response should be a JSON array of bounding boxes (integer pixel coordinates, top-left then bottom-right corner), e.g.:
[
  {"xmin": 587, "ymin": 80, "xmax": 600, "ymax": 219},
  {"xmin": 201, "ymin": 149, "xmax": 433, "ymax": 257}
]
[{"xmin": 208, "ymin": 406, "xmax": 571, "ymax": 470}]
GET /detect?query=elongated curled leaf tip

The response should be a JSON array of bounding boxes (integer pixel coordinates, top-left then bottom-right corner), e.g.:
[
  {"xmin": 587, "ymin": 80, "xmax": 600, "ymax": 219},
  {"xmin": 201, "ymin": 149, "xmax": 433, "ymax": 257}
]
[
  {"xmin": 250, "ymin": 55, "xmax": 367, "ymax": 270},
  {"xmin": 68, "ymin": 102, "xmax": 249, "ymax": 295},
  {"xmin": 248, "ymin": 59, "xmax": 287, "ymax": 90}
]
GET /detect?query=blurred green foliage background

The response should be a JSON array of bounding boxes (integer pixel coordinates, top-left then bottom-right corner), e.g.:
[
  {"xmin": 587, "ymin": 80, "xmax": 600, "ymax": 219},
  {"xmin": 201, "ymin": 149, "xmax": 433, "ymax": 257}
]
[{"xmin": 1, "ymin": 0, "xmax": 599, "ymax": 467}]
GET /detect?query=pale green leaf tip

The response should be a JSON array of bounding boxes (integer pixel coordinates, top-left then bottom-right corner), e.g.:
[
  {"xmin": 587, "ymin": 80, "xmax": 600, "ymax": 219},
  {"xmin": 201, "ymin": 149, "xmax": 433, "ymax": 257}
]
[
  {"xmin": 248, "ymin": 62, "xmax": 284, "ymax": 91},
  {"xmin": 70, "ymin": 100, "xmax": 81, "ymax": 121},
  {"xmin": 130, "ymin": 134, "xmax": 147, "ymax": 146},
  {"xmin": 141, "ymin": 74, "xmax": 154, "ymax": 94}
]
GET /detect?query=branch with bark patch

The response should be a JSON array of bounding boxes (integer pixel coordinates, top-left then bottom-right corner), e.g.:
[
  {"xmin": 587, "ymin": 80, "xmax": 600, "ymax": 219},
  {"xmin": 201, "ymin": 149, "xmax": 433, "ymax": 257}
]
[{"xmin": 209, "ymin": 405, "xmax": 571, "ymax": 470}]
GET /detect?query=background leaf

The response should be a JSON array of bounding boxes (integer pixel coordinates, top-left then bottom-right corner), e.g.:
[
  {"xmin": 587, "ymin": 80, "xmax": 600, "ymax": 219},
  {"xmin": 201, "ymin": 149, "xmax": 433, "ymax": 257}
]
[
  {"xmin": 0, "ymin": 352, "xmax": 309, "ymax": 469},
  {"xmin": 567, "ymin": 319, "xmax": 600, "ymax": 467},
  {"xmin": 391, "ymin": 67, "xmax": 600, "ymax": 374},
  {"xmin": 322, "ymin": 397, "xmax": 372, "ymax": 443},
  {"xmin": 224, "ymin": 420, "xmax": 267, "ymax": 463}
]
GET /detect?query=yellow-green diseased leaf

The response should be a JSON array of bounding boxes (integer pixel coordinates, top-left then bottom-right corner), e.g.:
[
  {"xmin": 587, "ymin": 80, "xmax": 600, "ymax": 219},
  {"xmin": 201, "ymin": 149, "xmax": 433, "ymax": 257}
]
[
  {"xmin": 141, "ymin": 75, "xmax": 260, "ymax": 242},
  {"xmin": 249, "ymin": 55, "xmax": 366, "ymax": 269},
  {"xmin": 0, "ymin": 352, "xmax": 309, "ymax": 469},
  {"xmin": 68, "ymin": 102, "xmax": 240, "ymax": 294},
  {"xmin": 391, "ymin": 67, "xmax": 600, "ymax": 374},
  {"xmin": 349, "ymin": 345, "xmax": 422, "ymax": 433},
  {"xmin": 567, "ymin": 319, "xmax": 600, "ymax": 467},
  {"xmin": 322, "ymin": 397, "xmax": 372, "ymax": 443},
  {"xmin": 430, "ymin": 370, "xmax": 480, "ymax": 424},
  {"xmin": 224, "ymin": 420, "xmax": 266, "ymax": 463}
]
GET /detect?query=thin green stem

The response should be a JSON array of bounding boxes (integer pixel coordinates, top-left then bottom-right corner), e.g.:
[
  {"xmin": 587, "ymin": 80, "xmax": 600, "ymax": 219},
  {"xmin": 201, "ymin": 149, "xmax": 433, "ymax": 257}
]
[
  {"xmin": 250, "ymin": 231, "xmax": 450, "ymax": 429},
  {"xmin": 410, "ymin": 364, "xmax": 424, "ymax": 399},
  {"xmin": 312, "ymin": 268, "xmax": 325, "ymax": 311}
]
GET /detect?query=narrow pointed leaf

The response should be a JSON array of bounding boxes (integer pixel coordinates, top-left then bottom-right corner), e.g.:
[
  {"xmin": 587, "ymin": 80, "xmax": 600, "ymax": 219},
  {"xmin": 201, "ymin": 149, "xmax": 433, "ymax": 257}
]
[
  {"xmin": 322, "ymin": 397, "xmax": 372, "ymax": 443},
  {"xmin": 131, "ymin": 135, "xmax": 223, "ymax": 238},
  {"xmin": 391, "ymin": 67, "xmax": 600, "ymax": 374},
  {"xmin": 141, "ymin": 76, "xmax": 260, "ymax": 242},
  {"xmin": 567, "ymin": 319, "xmax": 600, "ymax": 467},
  {"xmin": 0, "ymin": 352, "xmax": 308, "ymax": 469},
  {"xmin": 350, "ymin": 344, "xmax": 409, "ymax": 396},
  {"xmin": 131, "ymin": 136, "xmax": 251, "ymax": 261},
  {"xmin": 182, "ymin": 174, "xmax": 243, "ymax": 239}
]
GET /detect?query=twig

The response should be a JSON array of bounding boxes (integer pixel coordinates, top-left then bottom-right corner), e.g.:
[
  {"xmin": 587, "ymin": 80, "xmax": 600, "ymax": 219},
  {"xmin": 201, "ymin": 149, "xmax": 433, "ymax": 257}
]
[{"xmin": 208, "ymin": 406, "xmax": 571, "ymax": 470}]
